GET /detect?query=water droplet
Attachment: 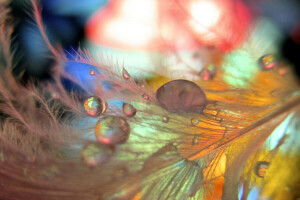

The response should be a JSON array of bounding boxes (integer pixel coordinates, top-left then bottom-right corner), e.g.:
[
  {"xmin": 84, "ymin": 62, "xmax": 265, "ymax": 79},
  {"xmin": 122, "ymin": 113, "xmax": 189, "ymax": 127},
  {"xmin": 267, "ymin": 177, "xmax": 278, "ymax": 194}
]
[
  {"xmin": 254, "ymin": 161, "xmax": 269, "ymax": 178},
  {"xmin": 122, "ymin": 67, "xmax": 131, "ymax": 80},
  {"xmin": 191, "ymin": 118, "xmax": 200, "ymax": 126},
  {"xmin": 259, "ymin": 54, "xmax": 277, "ymax": 70},
  {"xmin": 95, "ymin": 116, "xmax": 130, "ymax": 145},
  {"xmin": 201, "ymin": 65, "xmax": 216, "ymax": 80},
  {"xmin": 162, "ymin": 116, "xmax": 169, "ymax": 123},
  {"xmin": 123, "ymin": 103, "xmax": 137, "ymax": 117},
  {"xmin": 90, "ymin": 70, "xmax": 95, "ymax": 75},
  {"xmin": 192, "ymin": 136, "xmax": 199, "ymax": 145},
  {"xmin": 81, "ymin": 143, "xmax": 113, "ymax": 167},
  {"xmin": 156, "ymin": 80, "xmax": 207, "ymax": 114},
  {"xmin": 84, "ymin": 96, "xmax": 107, "ymax": 117},
  {"xmin": 142, "ymin": 94, "xmax": 149, "ymax": 100}
]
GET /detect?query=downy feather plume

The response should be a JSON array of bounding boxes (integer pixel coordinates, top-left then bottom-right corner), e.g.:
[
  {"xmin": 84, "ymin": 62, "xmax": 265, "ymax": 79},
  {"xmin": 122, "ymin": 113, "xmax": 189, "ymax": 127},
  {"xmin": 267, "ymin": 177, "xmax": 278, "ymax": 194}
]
[{"xmin": 0, "ymin": 1, "xmax": 299, "ymax": 200}]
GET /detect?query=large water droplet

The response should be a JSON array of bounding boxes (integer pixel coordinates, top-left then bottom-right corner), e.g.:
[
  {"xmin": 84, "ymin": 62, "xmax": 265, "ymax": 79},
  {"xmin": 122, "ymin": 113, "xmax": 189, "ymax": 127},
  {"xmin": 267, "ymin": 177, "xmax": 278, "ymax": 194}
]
[
  {"xmin": 84, "ymin": 96, "xmax": 107, "ymax": 117},
  {"xmin": 95, "ymin": 116, "xmax": 130, "ymax": 145},
  {"xmin": 254, "ymin": 161, "xmax": 269, "ymax": 178},
  {"xmin": 156, "ymin": 80, "xmax": 207, "ymax": 114},
  {"xmin": 259, "ymin": 54, "xmax": 277, "ymax": 70},
  {"xmin": 122, "ymin": 67, "xmax": 131, "ymax": 80},
  {"xmin": 81, "ymin": 143, "xmax": 113, "ymax": 167},
  {"xmin": 123, "ymin": 103, "xmax": 137, "ymax": 117}
]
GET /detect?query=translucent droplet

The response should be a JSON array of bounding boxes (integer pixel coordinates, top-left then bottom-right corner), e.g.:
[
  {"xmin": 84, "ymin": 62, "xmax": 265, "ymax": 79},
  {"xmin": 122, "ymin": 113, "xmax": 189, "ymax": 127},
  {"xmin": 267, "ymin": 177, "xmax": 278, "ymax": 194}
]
[
  {"xmin": 156, "ymin": 80, "xmax": 207, "ymax": 114},
  {"xmin": 90, "ymin": 70, "xmax": 95, "ymax": 75},
  {"xmin": 201, "ymin": 65, "xmax": 216, "ymax": 80},
  {"xmin": 122, "ymin": 67, "xmax": 131, "ymax": 80},
  {"xmin": 162, "ymin": 116, "xmax": 169, "ymax": 123},
  {"xmin": 254, "ymin": 161, "xmax": 270, "ymax": 178},
  {"xmin": 191, "ymin": 118, "xmax": 200, "ymax": 126},
  {"xmin": 259, "ymin": 54, "xmax": 277, "ymax": 70},
  {"xmin": 95, "ymin": 116, "xmax": 130, "ymax": 145},
  {"xmin": 142, "ymin": 94, "xmax": 149, "ymax": 100},
  {"xmin": 84, "ymin": 96, "xmax": 107, "ymax": 117},
  {"xmin": 81, "ymin": 143, "xmax": 113, "ymax": 167},
  {"xmin": 123, "ymin": 103, "xmax": 136, "ymax": 117}
]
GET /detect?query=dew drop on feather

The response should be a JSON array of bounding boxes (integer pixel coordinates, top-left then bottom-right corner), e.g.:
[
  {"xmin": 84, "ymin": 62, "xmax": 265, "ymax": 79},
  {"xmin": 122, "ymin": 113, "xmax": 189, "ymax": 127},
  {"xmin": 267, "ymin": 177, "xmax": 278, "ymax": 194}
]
[
  {"xmin": 90, "ymin": 70, "xmax": 95, "ymax": 75},
  {"xmin": 123, "ymin": 103, "xmax": 137, "ymax": 117},
  {"xmin": 259, "ymin": 54, "xmax": 277, "ymax": 70},
  {"xmin": 84, "ymin": 96, "xmax": 107, "ymax": 117},
  {"xmin": 254, "ymin": 161, "xmax": 270, "ymax": 178},
  {"xmin": 162, "ymin": 116, "xmax": 169, "ymax": 123},
  {"xmin": 95, "ymin": 116, "xmax": 130, "ymax": 145},
  {"xmin": 122, "ymin": 67, "xmax": 131, "ymax": 80},
  {"xmin": 156, "ymin": 80, "xmax": 207, "ymax": 114},
  {"xmin": 191, "ymin": 118, "xmax": 200, "ymax": 126},
  {"xmin": 142, "ymin": 94, "xmax": 149, "ymax": 100},
  {"xmin": 81, "ymin": 143, "xmax": 113, "ymax": 167},
  {"xmin": 201, "ymin": 65, "xmax": 216, "ymax": 80}
]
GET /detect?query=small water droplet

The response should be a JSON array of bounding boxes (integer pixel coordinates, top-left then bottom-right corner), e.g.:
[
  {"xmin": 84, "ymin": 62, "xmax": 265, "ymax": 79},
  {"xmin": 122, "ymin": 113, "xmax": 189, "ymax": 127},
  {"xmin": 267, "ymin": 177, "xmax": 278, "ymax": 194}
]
[
  {"xmin": 81, "ymin": 143, "xmax": 113, "ymax": 167},
  {"xmin": 95, "ymin": 116, "xmax": 130, "ymax": 145},
  {"xmin": 122, "ymin": 67, "xmax": 131, "ymax": 80},
  {"xmin": 254, "ymin": 161, "xmax": 269, "ymax": 178},
  {"xmin": 142, "ymin": 94, "xmax": 149, "ymax": 100},
  {"xmin": 123, "ymin": 103, "xmax": 137, "ymax": 117},
  {"xmin": 192, "ymin": 136, "xmax": 199, "ymax": 145},
  {"xmin": 156, "ymin": 80, "xmax": 206, "ymax": 114},
  {"xmin": 201, "ymin": 65, "xmax": 216, "ymax": 80},
  {"xmin": 191, "ymin": 118, "xmax": 200, "ymax": 126},
  {"xmin": 162, "ymin": 116, "xmax": 169, "ymax": 123},
  {"xmin": 259, "ymin": 54, "xmax": 277, "ymax": 70},
  {"xmin": 84, "ymin": 96, "xmax": 107, "ymax": 117},
  {"xmin": 90, "ymin": 70, "xmax": 95, "ymax": 75}
]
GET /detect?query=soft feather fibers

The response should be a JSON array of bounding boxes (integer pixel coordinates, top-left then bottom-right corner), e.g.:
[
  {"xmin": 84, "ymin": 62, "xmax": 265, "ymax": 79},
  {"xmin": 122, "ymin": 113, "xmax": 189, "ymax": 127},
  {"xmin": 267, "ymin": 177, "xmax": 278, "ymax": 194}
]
[{"xmin": 0, "ymin": 1, "xmax": 299, "ymax": 200}]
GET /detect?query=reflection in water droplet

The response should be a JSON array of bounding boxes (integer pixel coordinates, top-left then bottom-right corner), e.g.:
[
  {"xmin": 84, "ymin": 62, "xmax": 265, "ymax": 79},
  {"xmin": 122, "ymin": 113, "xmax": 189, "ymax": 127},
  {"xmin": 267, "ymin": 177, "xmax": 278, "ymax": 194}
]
[
  {"xmin": 122, "ymin": 68, "xmax": 131, "ymax": 80},
  {"xmin": 191, "ymin": 118, "xmax": 200, "ymax": 126},
  {"xmin": 123, "ymin": 103, "xmax": 137, "ymax": 117},
  {"xmin": 254, "ymin": 161, "xmax": 270, "ymax": 178},
  {"xmin": 142, "ymin": 94, "xmax": 149, "ymax": 100},
  {"xmin": 90, "ymin": 70, "xmax": 95, "ymax": 75},
  {"xmin": 81, "ymin": 143, "xmax": 113, "ymax": 167},
  {"xmin": 84, "ymin": 96, "xmax": 107, "ymax": 117},
  {"xmin": 259, "ymin": 54, "xmax": 277, "ymax": 70},
  {"xmin": 156, "ymin": 80, "xmax": 207, "ymax": 114},
  {"xmin": 162, "ymin": 116, "xmax": 169, "ymax": 123},
  {"xmin": 95, "ymin": 116, "xmax": 130, "ymax": 145}
]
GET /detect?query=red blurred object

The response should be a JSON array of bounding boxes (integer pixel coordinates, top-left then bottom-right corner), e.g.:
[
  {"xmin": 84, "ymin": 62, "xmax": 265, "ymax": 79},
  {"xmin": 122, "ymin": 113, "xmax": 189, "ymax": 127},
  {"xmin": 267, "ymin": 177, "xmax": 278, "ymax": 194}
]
[
  {"xmin": 85, "ymin": 0, "xmax": 251, "ymax": 51},
  {"xmin": 182, "ymin": 0, "xmax": 251, "ymax": 51}
]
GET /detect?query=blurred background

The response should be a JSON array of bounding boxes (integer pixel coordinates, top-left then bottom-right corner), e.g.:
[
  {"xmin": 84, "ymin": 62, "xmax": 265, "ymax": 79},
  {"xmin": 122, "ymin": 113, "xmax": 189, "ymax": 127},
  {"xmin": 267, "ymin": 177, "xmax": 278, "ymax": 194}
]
[{"xmin": 8, "ymin": 0, "xmax": 300, "ymax": 82}]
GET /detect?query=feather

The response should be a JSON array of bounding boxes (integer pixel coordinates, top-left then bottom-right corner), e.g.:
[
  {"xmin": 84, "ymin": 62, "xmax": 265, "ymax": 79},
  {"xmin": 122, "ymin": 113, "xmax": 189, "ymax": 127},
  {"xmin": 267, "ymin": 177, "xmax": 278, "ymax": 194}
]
[{"xmin": 0, "ymin": 1, "xmax": 299, "ymax": 200}]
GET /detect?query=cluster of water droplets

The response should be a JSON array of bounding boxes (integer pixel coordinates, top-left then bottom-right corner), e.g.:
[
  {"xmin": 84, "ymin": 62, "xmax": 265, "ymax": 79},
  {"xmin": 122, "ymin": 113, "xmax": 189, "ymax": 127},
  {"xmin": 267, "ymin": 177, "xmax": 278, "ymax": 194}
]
[{"xmin": 81, "ymin": 65, "xmax": 212, "ymax": 167}]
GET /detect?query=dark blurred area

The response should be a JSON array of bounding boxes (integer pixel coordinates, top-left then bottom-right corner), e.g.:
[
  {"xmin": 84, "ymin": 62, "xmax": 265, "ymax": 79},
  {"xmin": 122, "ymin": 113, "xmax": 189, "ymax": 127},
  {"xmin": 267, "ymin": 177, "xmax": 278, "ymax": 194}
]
[
  {"xmin": 8, "ymin": 0, "xmax": 300, "ymax": 81},
  {"xmin": 9, "ymin": 0, "xmax": 107, "ymax": 81}
]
